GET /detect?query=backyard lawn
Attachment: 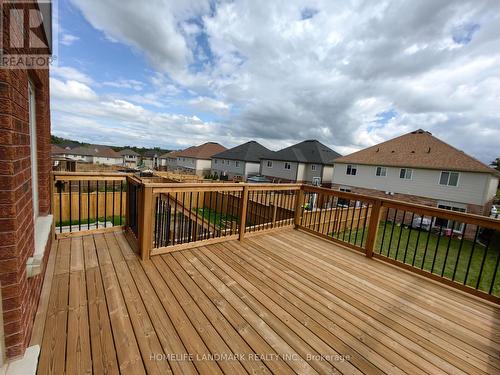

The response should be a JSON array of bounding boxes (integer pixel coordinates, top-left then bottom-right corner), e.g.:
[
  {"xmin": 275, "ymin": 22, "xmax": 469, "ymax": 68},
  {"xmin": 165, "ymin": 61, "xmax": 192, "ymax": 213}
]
[
  {"xmin": 195, "ymin": 208, "xmax": 239, "ymax": 229},
  {"xmin": 335, "ymin": 222, "xmax": 500, "ymax": 296}
]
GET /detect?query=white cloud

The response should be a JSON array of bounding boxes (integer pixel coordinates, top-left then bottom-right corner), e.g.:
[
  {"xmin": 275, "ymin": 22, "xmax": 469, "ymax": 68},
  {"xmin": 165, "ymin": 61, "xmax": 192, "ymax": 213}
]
[
  {"xmin": 61, "ymin": 33, "xmax": 80, "ymax": 46},
  {"xmin": 51, "ymin": 66, "xmax": 93, "ymax": 85},
  {"xmin": 58, "ymin": 0, "xmax": 500, "ymax": 162},
  {"xmin": 50, "ymin": 78, "xmax": 98, "ymax": 101}
]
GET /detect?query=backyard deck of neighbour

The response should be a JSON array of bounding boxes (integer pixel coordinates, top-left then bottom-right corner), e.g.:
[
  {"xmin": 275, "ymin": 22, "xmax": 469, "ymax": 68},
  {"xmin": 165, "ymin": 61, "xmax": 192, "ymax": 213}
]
[{"xmin": 33, "ymin": 229, "xmax": 500, "ymax": 375}]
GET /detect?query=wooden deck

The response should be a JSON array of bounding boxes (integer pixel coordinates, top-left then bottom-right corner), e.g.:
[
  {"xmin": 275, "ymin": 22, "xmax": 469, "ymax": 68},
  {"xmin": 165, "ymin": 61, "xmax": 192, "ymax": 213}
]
[{"xmin": 33, "ymin": 229, "xmax": 500, "ymax": 374}]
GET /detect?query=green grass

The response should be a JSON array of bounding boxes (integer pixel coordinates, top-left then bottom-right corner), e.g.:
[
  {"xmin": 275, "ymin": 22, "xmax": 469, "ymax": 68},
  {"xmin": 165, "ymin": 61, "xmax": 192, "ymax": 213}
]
[
  {"xmin": 334, "ymin": 222, "xmax": 500, "ymax": 296},
  {"xmin": 194, "ymin": 208, "xmax": 239, "ymax": 229},
  {"xmin": 56, "ymin": 215, "xmax": 125, "ymax": 227}
]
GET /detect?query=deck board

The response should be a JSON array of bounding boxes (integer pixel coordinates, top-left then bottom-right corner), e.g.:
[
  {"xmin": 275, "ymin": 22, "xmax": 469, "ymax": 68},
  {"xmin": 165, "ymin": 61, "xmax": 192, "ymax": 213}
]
[{"xmin": 35, "ymin": 229, "xmax": 500, "ymax": 374}]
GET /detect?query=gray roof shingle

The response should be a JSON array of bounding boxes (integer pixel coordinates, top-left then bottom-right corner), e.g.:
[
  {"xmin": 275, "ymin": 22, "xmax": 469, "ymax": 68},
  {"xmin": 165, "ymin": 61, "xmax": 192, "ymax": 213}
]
[
  {"xmin": 212, "ymin": 141, "xmax": 274, "ymax": 162},
  {"xmin": 266, "ymin": 140, "xmax": 342, "ymax": 165}
]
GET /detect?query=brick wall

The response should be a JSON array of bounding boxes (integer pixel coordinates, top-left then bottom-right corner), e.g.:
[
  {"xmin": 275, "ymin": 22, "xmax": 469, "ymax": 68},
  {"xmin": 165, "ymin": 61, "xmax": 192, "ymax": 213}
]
[{"xmin": 0, "ymin": 1, "xmax": 52, "ymax": 359}]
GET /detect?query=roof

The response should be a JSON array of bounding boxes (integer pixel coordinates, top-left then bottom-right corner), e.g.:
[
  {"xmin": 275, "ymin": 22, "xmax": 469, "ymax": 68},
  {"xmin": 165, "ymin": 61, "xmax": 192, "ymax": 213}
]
[
  {"xmin": 118, "ymin": 149, "xmax": 140, "ymax": 156},
  {"xmin": 176, "ymin": 142, "xmax": 227, "ymax": 159},
  {"xmin": 143, "ymin": 150, "xmax": 161, "ymax": 157},
  {"xmin": 266, "ymin": 140, "xmax": 342, "ymax": 165},
  {"xmin": 51, "ymin": 144, "xmax": 66, "ymax": 155},
  {"xmin": 160, "ymin": 151, "xmax": 181, "ymax": 159},
  {"xmin": 67, "ymin": 145, "xmax": 121, "ymax": 158},
  {"xmin": 212, "ymin": 141, "xmax": 274, "ymax": 162},
  {"xmin": 333, "ymin": 129, "xmax": 498, "ymax": 174}
]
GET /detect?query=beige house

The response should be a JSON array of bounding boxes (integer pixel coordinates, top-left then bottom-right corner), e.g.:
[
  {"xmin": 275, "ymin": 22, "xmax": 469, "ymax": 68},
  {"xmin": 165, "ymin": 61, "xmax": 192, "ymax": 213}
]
[
  {"xmin": 160, "ymin": 151, "xmax": 181, "ymax": 171},
  {"xmin": 176, "ymin": 142, "xmax": 226, "ymax": 176},
  {"xmin": 332, "ymin": 129, "xmax": 499, "ymax": 222},
  {"xmin": 118, "ymin": 149, "xmax": 140, "ymax": 168}
]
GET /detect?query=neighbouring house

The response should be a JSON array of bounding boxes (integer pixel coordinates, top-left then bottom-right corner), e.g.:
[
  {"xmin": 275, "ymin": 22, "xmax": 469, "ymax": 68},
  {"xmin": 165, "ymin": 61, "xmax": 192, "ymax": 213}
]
[
  {"xmin": 65, "ymin": 145, "xmax": 123, "ymax": 165},
  {"xmin": 0, "ymin": 2, "xmax": 53, "ymax": 362},
  {"xmin": 331, "ymin": 129, "xmax": 500, "ymax": 230},
  {"xmin": 260, "ymin": 140, "xmax": 342, "ymax": 186},
  {"xmin": 211, "ymin": 141, "xmax": 274, "ymax": 181},
  {"xmin": 118, "ymin": 149, "xmax": 140, "ymax": 168},
  {"xmin": 142, "ymin": 150, "xmax": 161, "ymax": 169},
  {"xmin": 176, "ymin": 142, "xmax": 226, "ymax": 176},
  {"xmin": 51, "ymin": 145, "xmax": 76, "ymax": 171},
  {"xmin": 159, "ymin": 151, "xmax": 180, "ymax": 171}
]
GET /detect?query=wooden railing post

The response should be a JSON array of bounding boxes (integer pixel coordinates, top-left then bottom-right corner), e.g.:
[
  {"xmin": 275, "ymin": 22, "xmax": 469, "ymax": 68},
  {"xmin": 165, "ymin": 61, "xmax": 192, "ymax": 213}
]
[
  {"xmin": 239, "ymin": 185, "xmax": 249, "ymax": 241},
  {"xmin": 271, "ymin": 192, "xmax": 278, "ymax": 228},
  {"xmin": 365, "ymin": 199, "xmax": 382, "ymax": 258},
  {"xmin": 138, "ymin": 186, "xmax": 154, "ymax": 261},
  {"xmin": 294, "ymin": 188, "xmax": 305, "ymax": 228}
]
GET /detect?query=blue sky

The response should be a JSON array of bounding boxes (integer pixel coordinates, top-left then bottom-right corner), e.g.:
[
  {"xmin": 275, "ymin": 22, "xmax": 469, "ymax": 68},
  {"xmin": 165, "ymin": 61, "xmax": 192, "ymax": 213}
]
[{"xmin": 51, "ymin": 0, "xmax": 500, "ymax": 163}]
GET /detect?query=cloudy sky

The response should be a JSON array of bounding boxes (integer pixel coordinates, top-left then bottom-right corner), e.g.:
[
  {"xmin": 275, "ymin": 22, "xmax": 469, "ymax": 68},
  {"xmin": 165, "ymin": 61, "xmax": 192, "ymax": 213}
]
[{"xmin": 52, "ymin": 0, "xmax": 500, "ymax": 163}]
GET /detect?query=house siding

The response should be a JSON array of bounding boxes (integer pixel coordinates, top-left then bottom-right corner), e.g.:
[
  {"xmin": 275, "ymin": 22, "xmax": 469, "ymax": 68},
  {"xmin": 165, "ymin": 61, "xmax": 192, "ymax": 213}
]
[
  {"xmin": 211, "ymin": 159, "xmax": 258, "ymax": 179},
  {"xmin": 332, "ymin": 163, "xmax": 493, "ymax": 206},
  {"xmin": 261, "ymin": 160, "xmax": 299, "ymax": 182},
  {"xmin": 0, "ymin": 42, "xmax": 52, "ymax": 358}
]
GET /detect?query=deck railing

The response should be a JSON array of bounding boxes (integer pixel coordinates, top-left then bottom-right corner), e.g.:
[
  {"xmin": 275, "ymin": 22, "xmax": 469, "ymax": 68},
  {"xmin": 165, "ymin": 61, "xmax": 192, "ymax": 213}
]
[{"xmin": 52, "ymin": 172, "xmax": 500, "ymax": 302}]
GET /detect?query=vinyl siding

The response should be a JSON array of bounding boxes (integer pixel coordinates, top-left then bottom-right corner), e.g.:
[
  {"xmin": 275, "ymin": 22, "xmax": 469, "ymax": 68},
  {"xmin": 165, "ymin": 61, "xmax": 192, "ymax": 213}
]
[
  {"xmin": 485, "ymin": 175, "xmax": 499, "ymax": 203},
  {"xmin": 303, "ymin": 163, "xmax": 322, "ymax": 183},
  {"xmin": 332, "ymin": 163, "xmax": 493, "ymax": 206},
  {"xmin": 211, "ymin": 158, "xmax": 246, "ymax": 177},
  {"xmin": 261, "ymin": 160, "xmax": 299, "ymax": 181}
]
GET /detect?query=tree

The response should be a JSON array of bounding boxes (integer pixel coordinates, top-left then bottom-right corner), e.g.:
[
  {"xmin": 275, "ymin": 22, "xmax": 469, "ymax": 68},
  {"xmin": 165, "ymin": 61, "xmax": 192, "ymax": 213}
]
[{"xmin": 491, "ymin": 158, "xmax": 500, "ymax": 172}]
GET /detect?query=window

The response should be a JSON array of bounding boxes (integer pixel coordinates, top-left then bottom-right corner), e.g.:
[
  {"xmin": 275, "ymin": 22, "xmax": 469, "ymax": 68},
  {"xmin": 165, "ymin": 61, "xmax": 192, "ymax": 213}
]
[
  {"xmin": 399, "ymin": 168, "xmax": 413, "ymax": 179},
  {"xmin": 375, "ymin": 166, "xmax": 387, "ymax": 177},
  {"xmin": 29, "ymin": 81, "xmax": 38, "ymax": 220},
  {"xmin": 312, "ymin": 177, "xmax": 321, "ymax": 186},
  {"xmin": 267, "ymin": 160, "xmax": 273, "ymax": 168},
  {"xmin": 439, "ymin": 171, "xmax": 459, "ymax": 186},
  {"xmin": 284, "ymin": 162, "xmax": 291, "ymax": 170},
  {"xmin": 339, "ymin": 186, "xmax": 351, "ymax": 192},
  {"xmin": 346, "ymin": 164, "xmax": 357, "ymax": 176},
  {"xmin": 435, "ymin": 203, "xmax": 466, "ymax": 232},
  {"xmin": 235, "ymin": 161, "xmax": 240, "ymax": 167},
  {"xmin": 226, "ymin": 160, "xmax": 230, "ymax": 165},
  {"xmin": 311, "ymin": 164, "xmax": 317, "ymax": 171},
  {"xmin": 338, "ymin": 186, "xmax": 351, "ymax": 206},
  {"xmin": 214, "ymin": 159, "xmax": 218, "ymax": 164}
]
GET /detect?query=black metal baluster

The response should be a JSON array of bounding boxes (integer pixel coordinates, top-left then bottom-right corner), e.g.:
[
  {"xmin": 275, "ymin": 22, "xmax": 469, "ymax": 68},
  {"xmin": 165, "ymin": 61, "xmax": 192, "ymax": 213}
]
[
  {"xmin": 342, "ymin": 201, "xmax": 352, "ymax": 242},
  {"xmin": 103, "ymin": 181, "xmax": 107, "ymax": 228},
  {"xmin": 440, "ymin": 221, "xmax": 455, "ymax": 277},
  {"xmin": 330, "ymin": 198, "xmax": 340, "ymax": 238},
  {"xmin": 475, "ymin": 233, "xmax": 492, "ymax": 290},
  {"xmin": 180, "ymin": 192, "xmax": 186, "ymax": 243},
  {"xmin": 326, "ymin": 195, "xmax": 335, "ymax": 237},
  {"xmin": 119, "ymin": 181, "xmax": 123, "ymax": 225},
  {"xmin": 464, "ymin": 227, "xmax": 481, "ymax": 286},
  {"xmin": 173, "ymin": 192, "xmax": 178, "ymax": 245},
  {"xmin": 154, "ymin": 196, "xmax": 160, "ymax": 246},
  {"xmin": 188, "ymin": 192, "xmax": 193, "ymax": 242},
  {"xmin": 420, "ymin": 217, "xmax": 434, "ymax": 269},
  {"xmin": 111, "ymin": 181, "xmax": 115, "ymax": 227},
  {"xmin": 353, "ymin": 201, "xmax": 362, "ymax": 246},
  {"xmin": 430, "ymin": 222, "xmax": 444, "ymax": 273},
  {"xmin": 166, "ymin": 197, "xmax": 172, "ymax": 245},
  {"xmin": 194, "ymin": 192, "xmax": 200, "ymax": 241},
  {"xmin": 412, "ymin": 215, "xmax": 425, "ymax": 266},
  {"xmin": 379, "ymin": 209, "xmax": 390, "ymax": 255},
  {"xmin": 219, "ymin": 192, "xmax": 224, "ymax": 236},
  {"xmin": 394, "ymin": 211, "xmax": 407, "ymax": 260},
  {"xmin": 386, "ymin": 209, "xmax": 398, "ymax": 257},
  {"xmin": 403, "ymin": 213, "xmax": 415, "ymax": 263},
  {"xmin": 202, "ymin": 191, "xmax": 207, "ymax": 240},
  {"xmin": 452, "ymin": 224, "xmax": 468, "ymax": 281}
]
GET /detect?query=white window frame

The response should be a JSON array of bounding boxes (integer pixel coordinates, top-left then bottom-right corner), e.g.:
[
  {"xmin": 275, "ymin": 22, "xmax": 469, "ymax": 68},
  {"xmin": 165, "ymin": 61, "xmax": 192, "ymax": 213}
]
[
  {"xmin": 399, "ymin": 168, "xmax": 413, "ymax": 180},
  {"xmin": 284, "ymin": 162, "xmax": 291, "ymax": 170},
  {"xmin": 375, "ymin": 166, "xmax": 387, "ymax": 177},
  {"xmin": 346, "ymin": 164, "xmax": 357, "ymax": 176},
  {"xmin": 267, "ymin": 160, "xmax": 273, "ymax": 168},
  {"xmin": 29, "ymin": 80, "xmax": 38, "ymax": 220},
  {"xmin": 311, "ymin": 164, "xmax": 317, "ymax": 171},
  {"xmin": 439, "ymin": 171, "xmax": 460, "ymax": 187},
  {"xmin": 312, "ymin": 177, "xmax": 321, "ymax": 186}
]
